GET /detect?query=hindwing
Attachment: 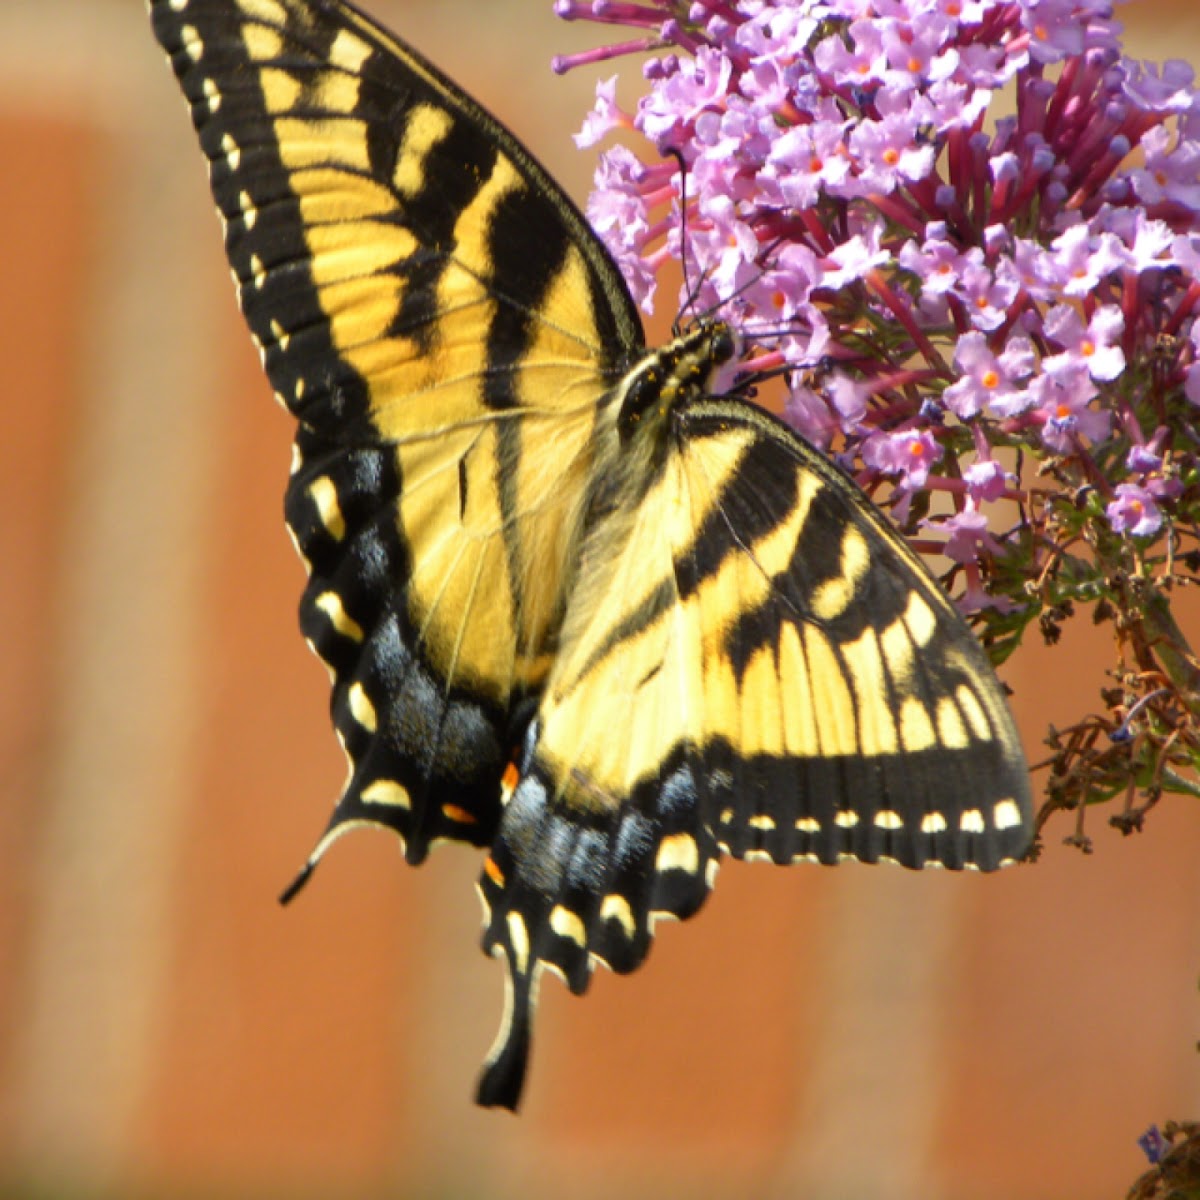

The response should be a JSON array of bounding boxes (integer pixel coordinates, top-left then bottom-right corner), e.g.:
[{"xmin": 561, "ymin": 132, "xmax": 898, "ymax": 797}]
[{"xmin": 475, "ymin": 398, "xmax": 1031, "ymax": 1106}]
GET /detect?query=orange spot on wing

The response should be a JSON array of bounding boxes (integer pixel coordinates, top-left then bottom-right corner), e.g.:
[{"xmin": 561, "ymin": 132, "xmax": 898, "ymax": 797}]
[{"xmin": 442, "ymin": 803, "xmax": 476, "ymax": 824}]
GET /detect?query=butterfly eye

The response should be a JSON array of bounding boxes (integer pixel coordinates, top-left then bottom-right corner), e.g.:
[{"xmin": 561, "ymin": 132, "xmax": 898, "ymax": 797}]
[{"xmin": 711, "ymin": 323, "xmax": 736, "ymax": 365}]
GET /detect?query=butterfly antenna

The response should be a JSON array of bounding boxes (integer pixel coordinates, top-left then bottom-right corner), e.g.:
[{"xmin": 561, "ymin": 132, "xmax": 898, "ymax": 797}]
[
  {"xmin": 666, "ymin": 147, "xmax": 703, "ymax": 336},
  {"xmin": 689, "ymin": 237, "xmax": 793, "ymax": 350}
]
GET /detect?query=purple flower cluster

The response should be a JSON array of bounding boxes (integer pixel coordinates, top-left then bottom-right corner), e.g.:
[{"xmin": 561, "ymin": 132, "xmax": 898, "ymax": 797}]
[{"xmin": 557, "ymin": 0, "xmax": 1200, "ymax": 608}]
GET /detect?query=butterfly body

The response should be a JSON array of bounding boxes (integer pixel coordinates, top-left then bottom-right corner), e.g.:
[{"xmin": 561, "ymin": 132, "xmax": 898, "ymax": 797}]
[{"xmin": 150, "ymin": 0, "xmax": 1033, "ymax": 1111}]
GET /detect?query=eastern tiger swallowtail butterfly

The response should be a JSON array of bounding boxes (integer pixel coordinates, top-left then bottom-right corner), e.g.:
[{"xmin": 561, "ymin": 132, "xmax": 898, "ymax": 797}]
[{"xmin": 149, "ymin": 0, "xmax": 1033, "ymax": 1110}]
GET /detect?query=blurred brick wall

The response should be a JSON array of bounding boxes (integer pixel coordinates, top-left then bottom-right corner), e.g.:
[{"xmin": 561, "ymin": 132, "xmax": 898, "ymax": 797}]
[{"xmin": 1, "ymin": 1, "xmax": 1197, "ymax": 1197}]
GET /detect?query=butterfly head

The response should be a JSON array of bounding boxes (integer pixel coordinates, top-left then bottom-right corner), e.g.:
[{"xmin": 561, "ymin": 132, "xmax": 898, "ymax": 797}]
[{"xmin": 615, "ymin": 320, "xmax": 737, "ymax": 443}]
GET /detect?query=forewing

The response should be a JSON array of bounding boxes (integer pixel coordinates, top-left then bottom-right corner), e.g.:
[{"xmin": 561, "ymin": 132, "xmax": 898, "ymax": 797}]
[
  {"xmin": 149, "ymin": 0, "xmax": 644, "ymax": 864},
  {"xmin": 475, "ymin": 397, "xmax": 1031, "ymax": 1107}
]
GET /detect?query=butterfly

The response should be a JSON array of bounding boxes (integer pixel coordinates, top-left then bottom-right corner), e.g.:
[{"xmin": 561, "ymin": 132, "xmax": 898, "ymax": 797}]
[{"xmin": 149, "ymin": 0, "xmax": 1033, "ymax": 1110}]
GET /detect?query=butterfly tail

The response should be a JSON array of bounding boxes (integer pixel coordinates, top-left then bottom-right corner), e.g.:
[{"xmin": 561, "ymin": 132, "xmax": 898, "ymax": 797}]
[{"xmin": 475, "ymin": 935, "xmax": 537, "ymax": 1111}]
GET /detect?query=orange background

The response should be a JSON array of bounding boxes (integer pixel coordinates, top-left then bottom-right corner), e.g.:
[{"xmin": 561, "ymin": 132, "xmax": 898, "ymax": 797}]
[{"xmin": 1, "ymin": 1, "xmax": 1198, "ymax": 1196}]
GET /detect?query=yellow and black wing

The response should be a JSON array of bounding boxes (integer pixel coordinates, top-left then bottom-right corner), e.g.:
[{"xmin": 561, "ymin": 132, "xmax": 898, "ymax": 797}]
[
  {"xmin": 151, "ymin": 0, "xmax": 1032, "ymax": 1114},
  {"xmin": 150, "ymin": 0, "xmax": 643, "ymax": 867},
  {"xmin": 476, "ymin": 393, "xmax": 1032, "ymax": 1107}
]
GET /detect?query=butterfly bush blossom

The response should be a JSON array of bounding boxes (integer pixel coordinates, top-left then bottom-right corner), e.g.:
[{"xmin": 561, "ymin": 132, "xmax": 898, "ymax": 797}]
[{"xmin": 555, "ymin": 0, "xmax": 1200, "ymax": 836}]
